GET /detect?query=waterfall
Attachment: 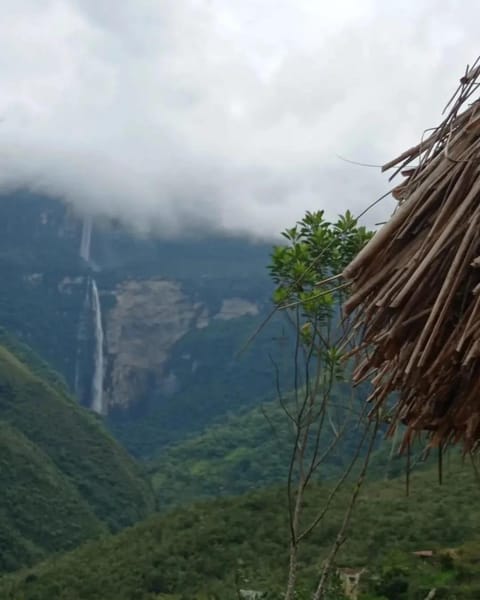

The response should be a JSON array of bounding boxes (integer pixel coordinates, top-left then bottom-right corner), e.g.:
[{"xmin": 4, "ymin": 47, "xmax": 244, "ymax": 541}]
[
  {"xmin": 90, "ymin": 278, "xmax": 104, "ymax": 414},
  {"xmin": 75, "ymin": 215, "xmax": 106, "ymax": 415},
  {"xmin": 80, "ymin": 215, "xmax": 92, "ymax": 263}
]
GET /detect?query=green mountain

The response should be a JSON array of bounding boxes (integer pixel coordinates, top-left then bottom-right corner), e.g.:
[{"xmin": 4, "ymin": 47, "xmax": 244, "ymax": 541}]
[
  {"xmin": 0, "ymin": 337, "xmax": 155, "ymax": 573},
  {"xmin": 1, "ymin": 455, "xmax": 479, "ymax": 599}
]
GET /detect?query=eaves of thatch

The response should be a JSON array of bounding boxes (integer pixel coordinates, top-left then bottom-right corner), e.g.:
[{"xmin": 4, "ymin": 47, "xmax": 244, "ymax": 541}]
[{"xmin": 343, "ymin": 58, "xmax": 480, "ymax": 452}]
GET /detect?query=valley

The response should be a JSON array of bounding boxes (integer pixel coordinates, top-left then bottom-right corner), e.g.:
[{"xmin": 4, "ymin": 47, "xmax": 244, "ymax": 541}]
[{"xmin": 0, "ymin": 191, "xmax": 479, "ymax": 600}]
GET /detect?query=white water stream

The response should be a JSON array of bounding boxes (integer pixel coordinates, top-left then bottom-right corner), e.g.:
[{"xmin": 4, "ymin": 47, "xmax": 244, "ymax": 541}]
[{"xmin": 77, "ymin": 216, "xmax": 105, "ymax": 414}]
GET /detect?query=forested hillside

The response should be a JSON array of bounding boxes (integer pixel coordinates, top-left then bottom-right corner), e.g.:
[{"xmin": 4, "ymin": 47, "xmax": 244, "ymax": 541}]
[
  {"xmin": 1, "ymin": 456, "xmax": 479, "ymax": 599},
  {"xmin": 0, "ymin": 421, "xmax": 105, "ymax": 573},
  {"xmin": 148, "ymin": 383, "xmax": 371, "ymax": 507},
  {"xmin": 0, "ymin": 336, "xmax": 155, "ymax": 573}
]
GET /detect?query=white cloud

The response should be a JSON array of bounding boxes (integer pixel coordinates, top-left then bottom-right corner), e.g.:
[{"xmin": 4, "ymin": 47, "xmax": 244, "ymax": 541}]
[{"xmin": 0, "ymin": 0, "xmax": 477, "ymax": 237}]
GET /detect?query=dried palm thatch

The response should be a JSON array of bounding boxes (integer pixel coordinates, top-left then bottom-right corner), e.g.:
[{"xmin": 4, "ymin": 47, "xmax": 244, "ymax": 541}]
[{"xmin": 343, "ymin": 59, "xmax": 480, "ymax": 452}]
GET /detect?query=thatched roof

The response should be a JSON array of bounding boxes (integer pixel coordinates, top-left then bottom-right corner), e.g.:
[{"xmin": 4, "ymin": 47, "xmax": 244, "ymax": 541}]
[{"xmin": 343, "ymin": 59, "xmax": 480, "ymax": 452}]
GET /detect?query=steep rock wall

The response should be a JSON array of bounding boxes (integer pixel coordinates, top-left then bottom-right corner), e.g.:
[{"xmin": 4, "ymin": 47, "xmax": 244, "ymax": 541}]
[{"xmin": 103, "ymin": 279, "xmax": 262, "ymax": 413}]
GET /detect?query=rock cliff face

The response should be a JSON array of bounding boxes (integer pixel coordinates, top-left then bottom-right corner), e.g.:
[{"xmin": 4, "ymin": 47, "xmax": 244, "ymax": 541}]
[
  {"xmin": 103, "ymin": 278, "xmax": 261, "ymax": 413},
  {"xmin": 0, "ymin": 191, "xmax": 272, "ymax": 421},
  {"xmin": 104, "ymin": 279, "xmax": 196, "ymax": 412},
  {"xmin": 214, "ymin": 298, "xmax": 259, "ymax": 321}
]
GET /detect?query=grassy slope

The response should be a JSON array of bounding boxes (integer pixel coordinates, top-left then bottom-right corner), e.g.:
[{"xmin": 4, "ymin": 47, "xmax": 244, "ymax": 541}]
[
  {"xmin": 2, "ymin": 454, "xmax": 479, "ymax": 599},
  {"xmin": 0, "ymin": 345, "xmax": 155, "ymax": 532}
]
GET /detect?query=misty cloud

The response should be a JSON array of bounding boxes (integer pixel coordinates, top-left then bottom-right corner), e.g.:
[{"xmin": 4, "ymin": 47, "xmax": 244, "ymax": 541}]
[{"xmin": 0, "ymin": 0, "xmax": 478, "ymax": 238}]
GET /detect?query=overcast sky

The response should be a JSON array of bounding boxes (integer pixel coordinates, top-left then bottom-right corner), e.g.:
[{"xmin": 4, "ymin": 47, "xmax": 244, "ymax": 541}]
[{"xmin": 0, "ymin": 0, "xmax": 478, "ymax": 238}]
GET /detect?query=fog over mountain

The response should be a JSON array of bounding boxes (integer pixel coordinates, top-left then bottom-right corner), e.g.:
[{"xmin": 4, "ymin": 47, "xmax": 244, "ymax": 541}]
[{"xmin": 0, "ymin": 0, "xmax": 477, "ymax": 237}]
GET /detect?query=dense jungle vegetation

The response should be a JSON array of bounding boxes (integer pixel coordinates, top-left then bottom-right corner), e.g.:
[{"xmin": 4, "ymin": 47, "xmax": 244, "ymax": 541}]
[
  {"xmin": 1, "ymin": 455, "xmax": 480, "ymax": 599},
  {"xmin": 0, "ymin": 334, "xmax": 155, "ymax": 573}
]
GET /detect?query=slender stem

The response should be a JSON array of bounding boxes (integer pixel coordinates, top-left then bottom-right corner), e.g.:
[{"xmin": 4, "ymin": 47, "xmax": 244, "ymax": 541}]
[{"xmin": 312, "ymin": 418, "xmax": 379, "ymax": 600}]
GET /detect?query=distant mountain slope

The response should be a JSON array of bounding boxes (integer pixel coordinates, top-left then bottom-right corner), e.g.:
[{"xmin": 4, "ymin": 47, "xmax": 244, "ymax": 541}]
[
  {"xmin": 0, "ymin": 191, "xmax": 300, "ymax": 463},
  {"xmin": 0, "ymin": 338, "xmax": 155, "ymax": 573},
  {"xmin": 149, "ymin": 386, "xmax": 368, "ymax": 508},
  {"xmin": 1, "ymin": 455, "xmax": 479, "ymax": 599},
  {"xmin": 0, "ymin": 421, "xmax": 106, "ymax": 573},
  {"xmin": 111, "ymin": 310, "xmax": 294, "ymax": 457}
]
